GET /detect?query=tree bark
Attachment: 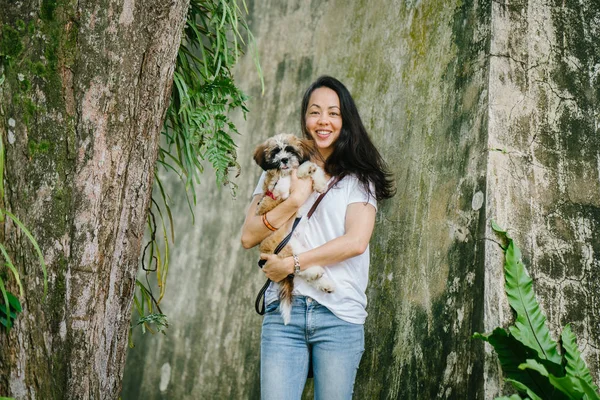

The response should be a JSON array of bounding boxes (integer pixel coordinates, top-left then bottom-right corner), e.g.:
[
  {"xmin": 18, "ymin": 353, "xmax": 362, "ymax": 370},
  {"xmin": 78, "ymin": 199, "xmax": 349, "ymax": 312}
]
[{"xmin": 0, "ymin": 0, "xmax": 189, "ymax": 398}]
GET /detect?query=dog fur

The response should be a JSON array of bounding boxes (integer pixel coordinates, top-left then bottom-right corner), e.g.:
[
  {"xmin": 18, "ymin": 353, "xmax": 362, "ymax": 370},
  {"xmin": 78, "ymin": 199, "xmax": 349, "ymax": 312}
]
[{"xmin": 254, "ymin": 133, "xmax": 334, "ymax": 324}]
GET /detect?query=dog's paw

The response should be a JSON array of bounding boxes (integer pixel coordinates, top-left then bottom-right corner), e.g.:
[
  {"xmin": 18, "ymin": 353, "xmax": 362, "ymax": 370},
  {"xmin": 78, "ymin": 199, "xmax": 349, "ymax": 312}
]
[
  {"xmin": 312, "ymin": 178, "xmax": 328, "ymax": 193},
  {"xmin": 314, "ymin": 278, "xmax": 335, "ymax": 293},
  {"xmin": 298, "ymin": 266, "xmax": 325, "ymax": 282},
  {"xmin": 297, "ymin": 161, "xmax": 317, "ymax": 178},
  {"xmin": 311, "ymin": 167, "xmax": 328, "ymax": 193}
]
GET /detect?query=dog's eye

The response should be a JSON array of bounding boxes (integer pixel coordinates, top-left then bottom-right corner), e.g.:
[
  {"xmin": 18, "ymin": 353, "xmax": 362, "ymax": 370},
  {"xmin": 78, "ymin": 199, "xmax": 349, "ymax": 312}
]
[
  {"xmin": 285, "ymin": 146, "xmax": 295, "ymax": 153},
  {"xmin": 270, "ymin": 148, "xmax": 280, "ymax": 156}
]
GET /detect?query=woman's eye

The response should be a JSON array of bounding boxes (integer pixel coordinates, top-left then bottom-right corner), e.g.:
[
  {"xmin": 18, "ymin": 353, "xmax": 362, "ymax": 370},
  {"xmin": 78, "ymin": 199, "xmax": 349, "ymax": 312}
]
[
  {"xmin": 330, "ymin": 112, "xmax": 339, "ymax": 116},
  {"xmin": 310, "ymin": 111, "xmax": 319, "ymax": 115}
]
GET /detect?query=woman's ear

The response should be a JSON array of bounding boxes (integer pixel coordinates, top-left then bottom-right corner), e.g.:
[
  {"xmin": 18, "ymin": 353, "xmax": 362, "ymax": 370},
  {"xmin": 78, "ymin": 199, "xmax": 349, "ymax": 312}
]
[{"xmin": 253, "ymin": 143, "xmax": 268, "ymax": 170}]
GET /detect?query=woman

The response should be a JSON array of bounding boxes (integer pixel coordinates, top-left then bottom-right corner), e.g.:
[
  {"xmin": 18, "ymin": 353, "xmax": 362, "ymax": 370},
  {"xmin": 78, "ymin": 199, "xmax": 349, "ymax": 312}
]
[{"xmin": 241, "ymin": 76, "xmax": 395, "ymax": 399}]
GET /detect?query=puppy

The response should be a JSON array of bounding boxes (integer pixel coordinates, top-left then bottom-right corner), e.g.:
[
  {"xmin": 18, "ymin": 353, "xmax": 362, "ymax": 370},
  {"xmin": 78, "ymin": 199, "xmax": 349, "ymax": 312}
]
[{"xmin": 254, "ymin": 133, "xmax": 334, "ymax": 324}]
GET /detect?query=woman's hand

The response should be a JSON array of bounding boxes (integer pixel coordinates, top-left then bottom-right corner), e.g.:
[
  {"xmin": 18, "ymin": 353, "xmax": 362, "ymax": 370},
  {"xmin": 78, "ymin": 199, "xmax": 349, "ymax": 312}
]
[
  {"xmin": 260, "ymin": 253, "xmax": 294, "ymax": 282},
  {"xmin": 288, "ymin": 169, "xmax": 315, "ymax": 207}
]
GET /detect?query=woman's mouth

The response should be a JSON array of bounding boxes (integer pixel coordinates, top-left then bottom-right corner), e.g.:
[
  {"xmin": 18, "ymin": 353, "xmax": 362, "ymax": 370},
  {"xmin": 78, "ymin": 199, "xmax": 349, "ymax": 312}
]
[{"xmin": 316, "ymin": 130, "xmax": 331, "ymax": 138}]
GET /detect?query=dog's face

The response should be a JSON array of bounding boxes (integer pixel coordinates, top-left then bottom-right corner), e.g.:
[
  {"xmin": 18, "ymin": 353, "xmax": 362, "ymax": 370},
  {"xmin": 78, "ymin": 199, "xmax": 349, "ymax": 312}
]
[{"xmin": 254, "ymin": 134, "xmax": 314, "ymax": 172}]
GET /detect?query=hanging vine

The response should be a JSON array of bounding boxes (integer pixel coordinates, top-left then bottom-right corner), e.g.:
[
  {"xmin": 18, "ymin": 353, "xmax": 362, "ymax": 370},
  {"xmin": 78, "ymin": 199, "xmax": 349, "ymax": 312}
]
[{"xmin": 131, "ymin": 0, "xmax": 262, "ymax": 338}]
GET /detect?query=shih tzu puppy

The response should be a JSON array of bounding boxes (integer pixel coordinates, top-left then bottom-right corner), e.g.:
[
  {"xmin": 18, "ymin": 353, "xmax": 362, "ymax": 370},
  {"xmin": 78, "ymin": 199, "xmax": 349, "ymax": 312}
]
[{"xmin": 253, "ymin": 133, "xmax": 334, "ymax": 324}]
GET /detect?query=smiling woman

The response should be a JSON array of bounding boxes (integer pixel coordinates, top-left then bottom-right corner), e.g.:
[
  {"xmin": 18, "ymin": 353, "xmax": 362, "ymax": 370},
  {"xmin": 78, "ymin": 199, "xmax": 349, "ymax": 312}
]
[
  {"xmin": 241, "ymin": 76, "xmax": 395, "ymax": 399},
  {"xmin": 304, "ymin": 87, "xmax": 343, "ymax": 160}
]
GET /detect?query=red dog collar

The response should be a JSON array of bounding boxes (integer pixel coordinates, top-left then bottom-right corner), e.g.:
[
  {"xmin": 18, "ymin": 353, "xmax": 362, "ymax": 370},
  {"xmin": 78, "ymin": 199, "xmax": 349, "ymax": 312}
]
[{"xmin": 265, "ymin": 190, "xmax": 277, "ymax": 200}]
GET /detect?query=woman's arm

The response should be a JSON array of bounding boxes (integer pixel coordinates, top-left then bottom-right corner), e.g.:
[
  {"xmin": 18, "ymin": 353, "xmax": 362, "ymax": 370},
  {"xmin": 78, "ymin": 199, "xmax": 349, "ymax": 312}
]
[
  {"xmin": 241, "ymin": 170, "xmax": 315, "ymax": 249},
  {"xmin": 260, "ymin": 202, "xmax": 376, "ymax": 281}
]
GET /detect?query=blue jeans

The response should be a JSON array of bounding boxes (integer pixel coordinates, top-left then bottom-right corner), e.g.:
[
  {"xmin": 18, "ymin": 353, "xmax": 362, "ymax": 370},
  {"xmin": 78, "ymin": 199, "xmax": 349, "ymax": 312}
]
[{"xmin": 261, "ymin": 296, "xmax": 365, "ymax": 400}]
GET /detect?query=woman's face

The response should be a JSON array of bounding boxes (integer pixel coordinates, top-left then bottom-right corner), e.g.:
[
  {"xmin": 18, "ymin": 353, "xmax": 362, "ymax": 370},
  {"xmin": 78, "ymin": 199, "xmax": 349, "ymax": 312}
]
[{"xmin": 304, "ymin": 87, "xmax": 342, "ymax": 160}]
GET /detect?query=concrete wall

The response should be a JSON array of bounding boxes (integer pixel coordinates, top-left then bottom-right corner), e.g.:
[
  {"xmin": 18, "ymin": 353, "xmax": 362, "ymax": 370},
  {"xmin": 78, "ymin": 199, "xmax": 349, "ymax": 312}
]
[
  {"xmin": 122, "ymin": 0, "xmax": 600, "ymax": 398},
  {"xmin": 484, "ymin": 0, "xmax": 600, "ymax": 395}
]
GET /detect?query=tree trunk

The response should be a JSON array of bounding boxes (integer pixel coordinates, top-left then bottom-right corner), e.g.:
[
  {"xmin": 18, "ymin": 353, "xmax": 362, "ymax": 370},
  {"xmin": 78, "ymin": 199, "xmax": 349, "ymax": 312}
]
[{"xmin": 0, "ymin": 0, "xmax": 188, "ymax": 398}]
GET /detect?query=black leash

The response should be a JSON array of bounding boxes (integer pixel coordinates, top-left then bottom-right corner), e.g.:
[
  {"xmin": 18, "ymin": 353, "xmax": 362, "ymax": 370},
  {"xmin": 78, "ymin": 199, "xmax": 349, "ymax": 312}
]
[{"xmin": 255, "ymin": 217, "xmax": 301, "ymax": 315}]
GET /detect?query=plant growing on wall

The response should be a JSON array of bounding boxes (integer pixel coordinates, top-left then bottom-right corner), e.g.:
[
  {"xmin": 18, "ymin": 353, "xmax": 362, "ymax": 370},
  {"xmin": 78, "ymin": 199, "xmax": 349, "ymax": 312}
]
[
  {"xmin": 131, "ymin": 0, "xmax": 262, "ymax": 337},
  {"xmin": 474, "ymin": 222, "xmax": 600, "ymax": 400}
]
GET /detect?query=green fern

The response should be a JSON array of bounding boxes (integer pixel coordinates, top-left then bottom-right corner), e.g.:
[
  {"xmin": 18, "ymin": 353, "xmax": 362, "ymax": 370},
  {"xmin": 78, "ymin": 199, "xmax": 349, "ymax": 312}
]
[
  {"xmin": 502, "ymin": 235, "xmax": 561, "ymax": 366},
  {"xmin": 475, "ymin": 221, "xmax": 600, "ymax": 400},
  {"xmin": 497, "ymin": 395, "xmax": 526, "ymax": 400},
  {"xmin": 519, "ymin": 359, "xmax": 589, "ymax": 399},
  {"xmin": 473, "ymin": 328, "xmax": 559, "ymax": 399},
  {"xmin": 561, "ymin": 324, "xmax": 599, "ymax": 394},
  {"xmin": 132, "ymin": 0, "xmax": 261, "ymax": 339}
]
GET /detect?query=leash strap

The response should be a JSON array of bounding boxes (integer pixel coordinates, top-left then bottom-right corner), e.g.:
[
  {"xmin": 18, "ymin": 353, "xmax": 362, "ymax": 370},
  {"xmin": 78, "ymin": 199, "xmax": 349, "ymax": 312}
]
[
  {"xmin": 255, "ymin": 217, "xmax": 301, "ymax": 315},
  {"xmin": 255, "ymin": 176, "xmax": 341, "ymax": 316}
]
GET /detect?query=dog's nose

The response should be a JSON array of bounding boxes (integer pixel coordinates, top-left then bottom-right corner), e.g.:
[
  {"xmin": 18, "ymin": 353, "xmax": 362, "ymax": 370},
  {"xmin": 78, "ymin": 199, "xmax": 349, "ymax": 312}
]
[{"xmin": 281, "ymin": 158, "xmax": 289, "ymax": 164}]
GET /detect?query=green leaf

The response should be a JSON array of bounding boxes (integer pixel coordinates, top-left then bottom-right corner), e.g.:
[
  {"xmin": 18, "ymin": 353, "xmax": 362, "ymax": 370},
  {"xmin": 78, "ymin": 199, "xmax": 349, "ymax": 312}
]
[
  {"xmin": 0, "ymin": 129, "xmax": 5, "ymax": 206},
  {"xmin": 495, "ymin": 395, "xmax": 525, "ymax": 400},
  {"xmin": 3, "ymin": 210, "xmax": 48, "ymax": 298},
  {"xmin": 519, "ymin": 359, "xmax": 584, "ymax": 399},
  {"xmin": 505, "ymin": 379, "xmax": 544, "ymax": 400},
  {"xmin": 502, "ymin": 236, "xmax": 562, "ymax": 366},
  {"xmin": 137, "ymin": 313, "xmax": 169, "ymax": 334},
  {"xmin": 0, "ymin": 243, "xmax": 24, "ymax": 297},
  {"xmin": 491, "ymin": 219, "xmax": 507, "ymax": 234},
  {"xmin": 574, "ymin": 377, "xmax": 600, "ymax": 400},
  {"xmin": 561, "ymin": 324, "xmax": 599, "ymax": 393},
  {"xmin": 0, "ymin": 276, "xmax": 12, "ymax": 329},
  {"xmin": 0, "ymin": 291, "xmax": 22, "ymax": 313},
  {"xmin": 474, "ymin": 328, "xmax": 560, "ymax": 399}
]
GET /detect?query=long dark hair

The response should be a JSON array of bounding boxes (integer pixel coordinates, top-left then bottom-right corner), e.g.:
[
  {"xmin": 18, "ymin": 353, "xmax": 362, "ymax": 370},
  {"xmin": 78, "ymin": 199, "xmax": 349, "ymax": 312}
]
[{"xmin": 300, "ymin": 76, "xmax": 396, "ymax": 201}]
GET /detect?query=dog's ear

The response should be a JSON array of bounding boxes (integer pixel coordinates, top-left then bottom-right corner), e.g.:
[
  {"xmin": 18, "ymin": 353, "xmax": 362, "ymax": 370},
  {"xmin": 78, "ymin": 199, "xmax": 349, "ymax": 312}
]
[
  {"xmin": 253, "ymin": 143, "xmax": 269, "ymax": 171},
  {"xmin": 298, "ymin": 138, "xmax": 317, "ymax": 163}
]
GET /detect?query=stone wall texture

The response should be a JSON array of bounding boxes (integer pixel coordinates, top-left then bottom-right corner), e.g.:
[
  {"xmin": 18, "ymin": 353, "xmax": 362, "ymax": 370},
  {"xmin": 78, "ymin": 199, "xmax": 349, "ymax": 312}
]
[{"xmin": 122, "ymin": 0, "xmax": 600, "ymax": 399}]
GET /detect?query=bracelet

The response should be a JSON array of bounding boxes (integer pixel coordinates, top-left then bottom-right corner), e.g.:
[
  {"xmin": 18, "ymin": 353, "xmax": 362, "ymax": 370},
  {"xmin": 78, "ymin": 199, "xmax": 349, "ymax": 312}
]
[
  {"xmin": 292, "ymin": 254, "xmax": 301, "ymax": 275},
  {"xmin": 262, "ymin": 213, "xmax": 277, "ymax": 232}
]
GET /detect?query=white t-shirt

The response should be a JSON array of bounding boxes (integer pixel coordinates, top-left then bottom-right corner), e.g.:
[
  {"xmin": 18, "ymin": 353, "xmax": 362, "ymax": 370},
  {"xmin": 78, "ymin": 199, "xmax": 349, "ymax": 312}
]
[{"xmin": 252, "ymin": 172, "xmax": 377, "ymax": 324}]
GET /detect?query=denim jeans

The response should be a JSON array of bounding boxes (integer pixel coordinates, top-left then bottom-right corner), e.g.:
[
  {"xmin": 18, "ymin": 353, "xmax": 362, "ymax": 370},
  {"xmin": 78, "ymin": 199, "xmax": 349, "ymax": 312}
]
[{"xmin": 261, "ymin": 296, "xmax": 365, "ymax": 400}]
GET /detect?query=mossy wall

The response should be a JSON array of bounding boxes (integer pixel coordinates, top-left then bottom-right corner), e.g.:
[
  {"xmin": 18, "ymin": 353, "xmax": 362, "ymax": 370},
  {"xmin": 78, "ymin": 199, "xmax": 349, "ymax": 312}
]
[
  {"xmin": 484, "ymin": 0, "xmax": 600, "ymax": 395},
  {"xmin": 122, "ymin": 0, "xmax": 600, "ymax": 399}
]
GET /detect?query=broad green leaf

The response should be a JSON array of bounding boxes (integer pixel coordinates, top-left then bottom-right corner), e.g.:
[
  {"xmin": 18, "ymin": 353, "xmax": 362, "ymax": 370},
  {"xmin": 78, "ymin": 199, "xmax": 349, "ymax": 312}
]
[
  {"xmin": 502, "ymin": 237, "xmax": 562, "ymax": 366},
  {"xmin": 474, "ymin": 328, "xmax": 559, "ymax": 399},
  {"xmin": 1, "ymin": 291, "xmax": 22, "ymax": 313},
  {"xmin": 561, "ymin": 324, "xmax": 599, "ymax": 393},
  {"xmin": 574, "ymin": 377, "xmax": 600, "ymax": 400},
  {"xmin": 0, "ymin": 305, "xmax": 17, "ymax": 319},
  {"xmin": 520, "ymin": 359, "xmax": 584, "ymax": 399},
  {"xmin": 491, "ymin": 220, "xmax": 507, "ymax": 234},
  {"xmin": 495, "ymin": 395, "xmax": 524, "ymax": 400},
  {"xmin": 506, "ymin": 379, "xmax": 543, "ymax": 400}
]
